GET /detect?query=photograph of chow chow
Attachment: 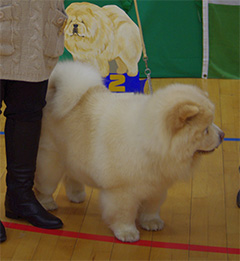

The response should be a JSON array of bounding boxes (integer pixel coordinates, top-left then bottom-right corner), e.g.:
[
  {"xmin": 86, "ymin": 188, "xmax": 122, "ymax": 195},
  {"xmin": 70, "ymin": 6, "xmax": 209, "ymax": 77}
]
[
  {"xmin": 64, "ymin": 2, "xmax": 142, "ymax": 77},
  {"xmin": 34, "ymin": 61, "xmax": 224, "ymax": 242}
]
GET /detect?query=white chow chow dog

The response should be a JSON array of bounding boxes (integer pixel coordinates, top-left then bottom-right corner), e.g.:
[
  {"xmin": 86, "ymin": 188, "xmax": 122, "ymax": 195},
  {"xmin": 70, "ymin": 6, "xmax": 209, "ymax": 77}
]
[{"xmin": 35, "ymin": 61, "xmax": 224, "ymax": 242}]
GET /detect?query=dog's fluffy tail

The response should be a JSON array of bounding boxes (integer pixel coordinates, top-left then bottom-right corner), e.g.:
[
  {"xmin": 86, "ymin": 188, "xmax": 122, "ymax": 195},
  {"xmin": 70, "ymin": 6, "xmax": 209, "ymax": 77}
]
[{"xmin": 47, "ymin": 61, "xmax": 103, "ymax": 118}]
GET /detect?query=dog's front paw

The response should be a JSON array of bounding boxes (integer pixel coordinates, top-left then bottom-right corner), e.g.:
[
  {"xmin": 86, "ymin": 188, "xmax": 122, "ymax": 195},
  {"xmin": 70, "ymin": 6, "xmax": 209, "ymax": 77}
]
[
  {"xmin": 113, "ymin": 225, "xmax": 140, "ymax": 242},
  {"xmin": 140, "ymin": 216, "xmax": 164, "ymax": 231}
]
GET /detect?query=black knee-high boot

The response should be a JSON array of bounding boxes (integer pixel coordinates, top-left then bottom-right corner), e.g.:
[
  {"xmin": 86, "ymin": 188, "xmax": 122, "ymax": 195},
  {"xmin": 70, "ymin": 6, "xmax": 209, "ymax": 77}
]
[
  {"xmin": 4, "ymin": 118, "xmax": 63, "ymax": 229},
  {"xmin": 0, "ymin": 221, "xmax": 6, "ymax": 242},
  {"xmin": 0, "ymin": 81, "xmax": 7, "ymax": 242}
]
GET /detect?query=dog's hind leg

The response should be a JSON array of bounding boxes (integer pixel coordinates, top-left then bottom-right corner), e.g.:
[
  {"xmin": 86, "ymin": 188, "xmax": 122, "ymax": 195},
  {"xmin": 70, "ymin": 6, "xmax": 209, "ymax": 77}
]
[
  {"xmin": 115, "ymin": 57, "xmax": 127, "ymax": 75},
  {"xmin": 34, "ymin": 148, "xmax": 63, "ymax": 210},
  {"xmin": 64, "ymin": 176, "xmax": 86, "ymax": 203}
]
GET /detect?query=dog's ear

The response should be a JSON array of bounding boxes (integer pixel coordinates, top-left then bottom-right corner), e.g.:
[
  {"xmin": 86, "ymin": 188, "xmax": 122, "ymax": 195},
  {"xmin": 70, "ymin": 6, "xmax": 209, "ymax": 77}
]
[
  {"xmin": 179, "ymin": 104, "xmax": 199, "ymax": 123},
  {"xmin": 167, "ymin": 103, "xmax": 200, "ymax": 132}
]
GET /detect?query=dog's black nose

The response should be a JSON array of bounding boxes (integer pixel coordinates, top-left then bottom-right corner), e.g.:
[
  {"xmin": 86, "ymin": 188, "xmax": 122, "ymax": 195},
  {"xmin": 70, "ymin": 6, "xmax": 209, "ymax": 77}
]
[
  {"xmin": 219, "ymin": 131, "xmax": 225, "ymax": 142},
  {"xmin": 73, "ymin": 24, "xmax": 78, "ymax": 28}
]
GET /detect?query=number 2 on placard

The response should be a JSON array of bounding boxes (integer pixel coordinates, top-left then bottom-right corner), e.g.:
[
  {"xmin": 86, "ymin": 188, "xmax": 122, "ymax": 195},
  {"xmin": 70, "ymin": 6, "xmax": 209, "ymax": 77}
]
[{"xmin": 108, "ymin": 74, "xmax": 126, "ymax": 92}]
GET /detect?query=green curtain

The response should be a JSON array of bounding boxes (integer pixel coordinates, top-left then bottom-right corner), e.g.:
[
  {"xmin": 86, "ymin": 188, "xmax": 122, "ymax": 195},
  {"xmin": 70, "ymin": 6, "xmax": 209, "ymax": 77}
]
[{"xmin": 208, "ymin": 3, "xmax": 240, "ymax": 79}]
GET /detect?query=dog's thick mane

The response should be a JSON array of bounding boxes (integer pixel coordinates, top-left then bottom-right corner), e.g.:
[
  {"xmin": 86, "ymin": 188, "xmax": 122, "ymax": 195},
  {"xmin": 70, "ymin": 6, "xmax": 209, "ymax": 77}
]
[{"xmin": 46, "ymin": 61, "xmax": 104, "ymax": 118}]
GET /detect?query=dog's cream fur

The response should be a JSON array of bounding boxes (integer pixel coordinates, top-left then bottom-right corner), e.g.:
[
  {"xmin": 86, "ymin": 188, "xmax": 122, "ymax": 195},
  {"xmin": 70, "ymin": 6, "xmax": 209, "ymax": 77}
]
[{"xmin": 35, "ymin": 61, "xmax": 224, "ymax": 242}]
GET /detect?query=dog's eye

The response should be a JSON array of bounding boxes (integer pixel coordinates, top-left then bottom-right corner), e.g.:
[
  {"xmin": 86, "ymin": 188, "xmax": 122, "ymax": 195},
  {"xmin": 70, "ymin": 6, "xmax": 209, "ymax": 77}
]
[{"xmin": 204, "ymin": 127, "xmax": 209, "ymax": 135}]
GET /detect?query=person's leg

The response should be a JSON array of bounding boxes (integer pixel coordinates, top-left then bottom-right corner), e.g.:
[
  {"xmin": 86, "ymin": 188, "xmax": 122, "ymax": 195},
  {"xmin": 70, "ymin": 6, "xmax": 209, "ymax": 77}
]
[
  {"xmin": 0, "ymin": 80, "xmax": 7, "ymax": 243},
  {"xmin": 3, "ymin": 80, "xmax": 63, "ymax": 229}
]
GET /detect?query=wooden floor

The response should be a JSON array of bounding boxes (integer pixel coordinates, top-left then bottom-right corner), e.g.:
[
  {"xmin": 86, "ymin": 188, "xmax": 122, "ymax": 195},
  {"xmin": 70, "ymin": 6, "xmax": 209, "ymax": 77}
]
[{"xmin": 0, "ymin": 78, "xmax": 239, "ymax": 261}]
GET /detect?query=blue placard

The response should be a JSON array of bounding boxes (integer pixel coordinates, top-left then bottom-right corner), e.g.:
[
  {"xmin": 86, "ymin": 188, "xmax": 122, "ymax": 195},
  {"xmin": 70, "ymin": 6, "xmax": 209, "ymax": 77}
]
[{"xmin": 104, "ymin": 73, "xmax": 147, "ymax": 93}]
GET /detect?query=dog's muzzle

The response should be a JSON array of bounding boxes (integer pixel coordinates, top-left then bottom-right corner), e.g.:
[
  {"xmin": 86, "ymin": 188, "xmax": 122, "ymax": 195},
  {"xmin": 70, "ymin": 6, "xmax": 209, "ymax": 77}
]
[{"xmin": 72, "ymin": 24, "xmax": 79, "ymax": 35}]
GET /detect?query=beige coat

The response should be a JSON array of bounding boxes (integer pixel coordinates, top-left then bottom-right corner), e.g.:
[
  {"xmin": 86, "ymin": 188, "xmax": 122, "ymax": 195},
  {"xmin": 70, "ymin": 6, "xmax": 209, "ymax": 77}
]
[{"xmin": 0, "ymin": 0, "xmax": 67, "ymax": 82}]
